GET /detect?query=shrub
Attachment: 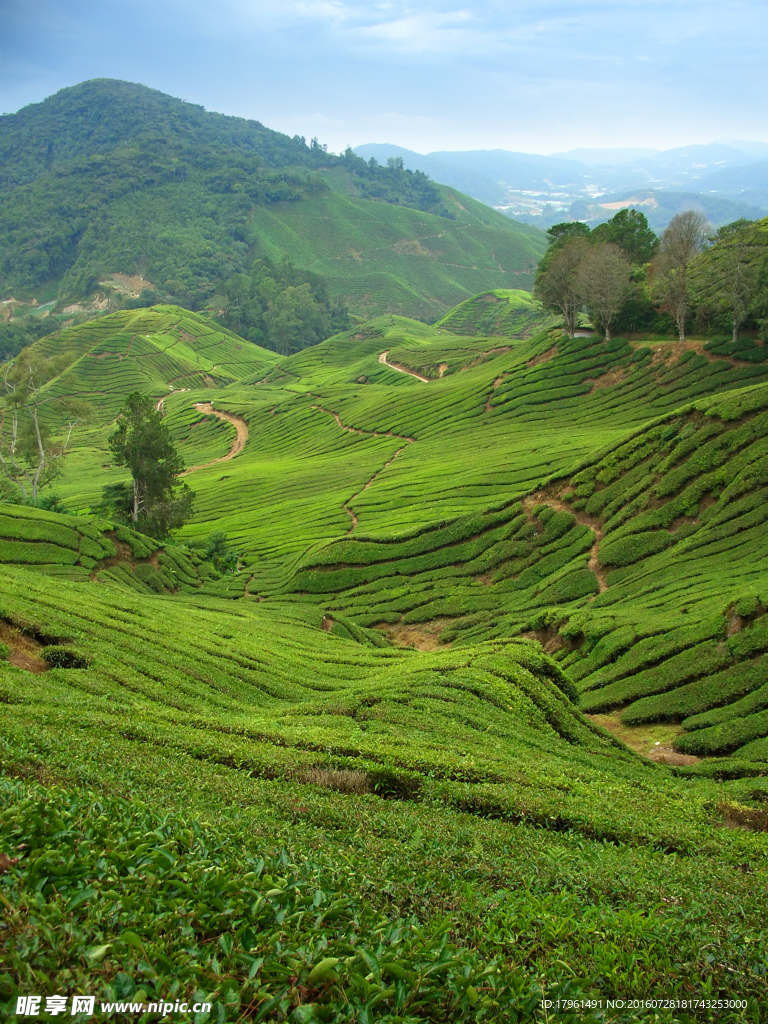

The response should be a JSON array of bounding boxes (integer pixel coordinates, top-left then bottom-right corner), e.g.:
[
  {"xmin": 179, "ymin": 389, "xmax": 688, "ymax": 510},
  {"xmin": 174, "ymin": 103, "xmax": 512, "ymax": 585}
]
[{"xmin": 41, "ymin": 645, "xmax": 89, "ymax": 669}]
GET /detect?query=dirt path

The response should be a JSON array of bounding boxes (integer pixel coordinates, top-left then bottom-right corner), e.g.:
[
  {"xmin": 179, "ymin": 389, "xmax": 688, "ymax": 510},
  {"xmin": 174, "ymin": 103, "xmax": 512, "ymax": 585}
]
[
  {"xmin": 311, "ymin": 403, "xmax": 415, "ymax": 532},
  {"xmin": 484, "ymin": 374, "xmax": 509, "ymax": 412},
  {"xmin": 0, "ymin": 621, "xmax": 48, "ymax": 673},
  {"xmin": 523, "ymin": 491, "xmax": 608, "ymax": 595},
  {"xmin": 378, "ymin": 351, "xmax": 431, "ymax": 383},
  {"xmin": 181, "ymin": 403, "xmax": 249, "ymax": 476},
  {"xmin": 155, "ymin": 386, "xmax": 190, "ymax": 414}
]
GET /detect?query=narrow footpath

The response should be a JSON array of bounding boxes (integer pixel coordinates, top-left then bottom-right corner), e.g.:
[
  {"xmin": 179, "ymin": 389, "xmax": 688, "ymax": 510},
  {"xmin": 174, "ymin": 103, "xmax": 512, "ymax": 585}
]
[
  {"xmin": 181, "ymin": 403, "xmax": 249, "ymax": 476},
  {"xmin": 523, "ymin": 493, "xmax": 608, "ymax": 595},
  {"xmin": 311, "ymin": 402, "xmax": 415, "ymax": 532}
]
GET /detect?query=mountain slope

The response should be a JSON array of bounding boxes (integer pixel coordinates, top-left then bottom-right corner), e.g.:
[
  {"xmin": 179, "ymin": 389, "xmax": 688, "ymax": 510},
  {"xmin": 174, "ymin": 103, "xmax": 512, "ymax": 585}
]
[
  {"xmin": 0, "ymin": 80, "xmax": 545, "ymax": 319},
  {"xmin": 2, "ymin": 299, "xmax": 768, "ymax": 1016},
  {"xmin": 10, "ymin": 300, "xmax": 768, "ymax": 764}
]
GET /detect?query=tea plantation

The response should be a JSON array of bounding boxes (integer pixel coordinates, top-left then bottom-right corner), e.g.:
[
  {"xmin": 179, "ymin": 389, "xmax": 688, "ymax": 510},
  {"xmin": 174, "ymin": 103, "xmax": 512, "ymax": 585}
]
[{"xmin": 2, "ymin": 302, "xmax": 768, "ymax": 1021}]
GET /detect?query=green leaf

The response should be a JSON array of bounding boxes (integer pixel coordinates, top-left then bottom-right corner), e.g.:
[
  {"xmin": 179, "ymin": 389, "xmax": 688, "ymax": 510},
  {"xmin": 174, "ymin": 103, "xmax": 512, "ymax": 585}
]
[
  {"xmin": 307, "ymin": 958, "xmax": 339, "ymax": 986},
  {"xmin": 120, "ymin": 930, "xmax": 146, "ymax": 953},
  {"xmin": 67, "ymin": 887, "xmax": 97, "ymax": 910},
  {"xmin": 84, "ymin": 944, "xmax": 112, "ymax": 965}
]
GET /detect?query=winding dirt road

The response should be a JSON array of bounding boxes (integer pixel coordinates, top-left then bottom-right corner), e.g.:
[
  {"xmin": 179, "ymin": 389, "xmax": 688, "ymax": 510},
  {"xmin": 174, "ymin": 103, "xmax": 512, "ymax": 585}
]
[
  {"xmin": 378, "ymin": 351, "xmax": 431, "ymax": 383},
  {"xmin": 181, "ymin": 403, "xmax": 249, "ymax": 476}
]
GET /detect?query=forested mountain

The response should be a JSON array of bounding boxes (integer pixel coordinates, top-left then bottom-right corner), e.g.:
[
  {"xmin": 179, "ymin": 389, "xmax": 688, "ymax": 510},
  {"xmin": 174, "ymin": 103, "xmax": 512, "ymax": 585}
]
[{"xmin": 0, "ymin": 79, "xmax": 545, "ymax": 320}]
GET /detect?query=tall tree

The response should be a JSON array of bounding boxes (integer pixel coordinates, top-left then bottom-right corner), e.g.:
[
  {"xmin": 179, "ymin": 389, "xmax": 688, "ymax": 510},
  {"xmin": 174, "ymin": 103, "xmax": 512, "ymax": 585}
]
[
  {"xmin": 0, "ymin": 351, "xmax": 86, "ymax": 503},
  {"xmin": 651, "ymin": 211, "xmax": 709, "ymax": 343},
  {"xmin": 691, "ymin": 220, "xmax": 760, "ymax": 344},
  {"xmin": 106, "ymin": 392, "xmax": 194, "ymax": 538},
  {"xmin": 576, "ymin": 243, "xmax": 632, "ymax": 342},
  {"xmin": 534, "ymin": 237, "xmax": 590, "ymax": 339}
]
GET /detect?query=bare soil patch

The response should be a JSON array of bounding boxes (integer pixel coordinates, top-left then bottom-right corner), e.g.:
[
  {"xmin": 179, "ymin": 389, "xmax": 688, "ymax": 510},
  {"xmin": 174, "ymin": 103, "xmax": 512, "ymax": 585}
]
[
  {"xmin": 527, "ymin": 345, "xmax": 558, "ymax": 369},
  {"xmin": 585, "ymin": 367, "xmax": 627, "ymax": 392},
  {"xmin": 717, "ymin": 801, "xmax": 768, "ymax": 832},
  {"xmin": 0, "ymin": 621, "xmax": 49, "ymax": 673},
  {"xmin": 373, "ymin": 618, "xmax": 453, "ymax": 651},
  {"xmin": 633, "ymin": 338, "xmax": 756, "ymax": 374},
  {"xmin": 298, "ymin": 768, "xmax": 372, "ymax": 794},
  {"xmin": 587, "ymin": 711, "xmax": 699, "ymax": 763},
  {"xmin": 100, "ymin": 273, "xmax": 155, "ymax": 297}
]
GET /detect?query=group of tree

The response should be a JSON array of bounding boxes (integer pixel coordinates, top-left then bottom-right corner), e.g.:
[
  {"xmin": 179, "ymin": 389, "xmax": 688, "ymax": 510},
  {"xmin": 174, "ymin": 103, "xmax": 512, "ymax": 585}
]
[
  {"xmin": 215, "ymin": 256, "xmax": 350, "ymax": 354},
  {"xmin": 535, "ymin": 207, "xmax": 768, "ymax": 343},
  {"xmin": 534, "ymin": 208, "xmax": 656, "ymax": 340},
  {"xmin": 0, "ymin": 356, "xmax": 205, "ymax": 544}
]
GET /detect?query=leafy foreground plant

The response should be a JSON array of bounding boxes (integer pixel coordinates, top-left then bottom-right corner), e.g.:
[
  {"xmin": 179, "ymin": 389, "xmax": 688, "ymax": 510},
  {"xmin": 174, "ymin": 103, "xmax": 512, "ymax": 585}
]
[
  {"xmin": 0, "ymin": 777, "xmax": 765, "ymax": 1024},
  {"xmin": 0, "ymin": 563, "xmax": 766, "ymax": 1023},
  {"xmin": 0, "ymin": 780, "xmax": 573, "ymax": 1024}
]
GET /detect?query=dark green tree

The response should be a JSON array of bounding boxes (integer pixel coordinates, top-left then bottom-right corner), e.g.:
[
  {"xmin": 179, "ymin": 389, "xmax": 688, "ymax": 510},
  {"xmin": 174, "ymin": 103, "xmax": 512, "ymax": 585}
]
[
  {"xmin": 591, "ymin": 208, "xmax": 659, "ymax": 265},
  {"xmin": 105, "ymin": 392, "xmax": 194, "ymax": 538},
  {"xmin": 537, "ymin": 222, "xmax": 591, "ymax": 277},
  {"xmin": 204, "ymin": 531, "xmax": 240, "ymax": 574},
  {"xmin": 691, "ymin": 220, "xmax": 760, "ymax": 343},
  {"xmin": 263, "ymin": 283, "xmax": 332, "ymax": 356},
  {"xmin": 546, "ymin": 222, "xmax": 591, "ymax": 247}
]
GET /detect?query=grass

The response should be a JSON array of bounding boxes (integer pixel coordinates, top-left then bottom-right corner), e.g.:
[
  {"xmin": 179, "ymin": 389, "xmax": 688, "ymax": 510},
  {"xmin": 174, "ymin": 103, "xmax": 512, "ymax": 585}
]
[{"xmin": 2, "ymin": 299, "xmax": 768, "ymax": 1020}]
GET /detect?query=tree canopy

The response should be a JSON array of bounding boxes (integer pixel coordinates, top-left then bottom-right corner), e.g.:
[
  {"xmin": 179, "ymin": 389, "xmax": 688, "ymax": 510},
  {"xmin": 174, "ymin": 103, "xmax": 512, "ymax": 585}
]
[
  {"xmin": 215, "ymin": 257, "xmax": 348, "ymax": 353},
  {"xmin": 104, "ymin": 392, "xmax": 194, "ymax": 539},
  {"xmin": 590, "ymin": 208, "xmax": 659, "ymax": 265}
]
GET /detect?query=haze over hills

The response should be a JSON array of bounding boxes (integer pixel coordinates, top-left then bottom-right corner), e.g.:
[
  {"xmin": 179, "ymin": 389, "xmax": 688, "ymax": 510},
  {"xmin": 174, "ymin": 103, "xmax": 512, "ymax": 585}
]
[{"xmin": 355, "ymin": 141, "xmax": 768, "ymax": 230}]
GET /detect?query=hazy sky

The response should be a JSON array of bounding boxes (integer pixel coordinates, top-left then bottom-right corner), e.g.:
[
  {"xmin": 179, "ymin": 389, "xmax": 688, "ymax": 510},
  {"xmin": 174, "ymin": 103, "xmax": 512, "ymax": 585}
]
[{"xmin": 2, "ymin": 0, "xmax": 767, "ymax": 154}]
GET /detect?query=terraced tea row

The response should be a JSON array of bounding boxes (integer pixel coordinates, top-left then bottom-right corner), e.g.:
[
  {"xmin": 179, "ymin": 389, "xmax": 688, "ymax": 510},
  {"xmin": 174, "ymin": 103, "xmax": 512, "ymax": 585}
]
[{"xmin": 0, "ymin": 504, "xmax": 222, "ymax": 594}]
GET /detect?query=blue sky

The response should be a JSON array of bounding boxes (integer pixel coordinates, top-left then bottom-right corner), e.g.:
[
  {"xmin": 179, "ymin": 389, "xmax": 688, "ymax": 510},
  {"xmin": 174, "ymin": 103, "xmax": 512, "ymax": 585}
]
[{"xmin": 1, "ymin": 0, "xmax": 767, "ymax": 154}]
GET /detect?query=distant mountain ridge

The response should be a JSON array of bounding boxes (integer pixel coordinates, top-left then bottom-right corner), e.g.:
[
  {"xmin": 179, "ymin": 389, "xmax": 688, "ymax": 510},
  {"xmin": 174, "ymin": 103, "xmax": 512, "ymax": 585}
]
[{"xmin": 355, "ymin": 140, "xmax": 768, "ymax": 231}]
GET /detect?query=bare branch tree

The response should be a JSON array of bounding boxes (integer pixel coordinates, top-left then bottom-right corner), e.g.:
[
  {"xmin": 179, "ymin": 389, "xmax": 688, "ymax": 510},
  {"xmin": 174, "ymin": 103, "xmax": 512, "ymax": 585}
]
[
  {"xmin": 0, "ymin": 351, "xmax": 86, "ymax": 502},
  {"xmin": 533, "ymin": 237, "xmax": 590, "ymax": 339},
  {"xmin": 575, "ymin": 243, "xmax": 632, "ymax": 342},
  {"xmin": 651, "ymin": 210, "xmax": 709, "ymax": 343}
]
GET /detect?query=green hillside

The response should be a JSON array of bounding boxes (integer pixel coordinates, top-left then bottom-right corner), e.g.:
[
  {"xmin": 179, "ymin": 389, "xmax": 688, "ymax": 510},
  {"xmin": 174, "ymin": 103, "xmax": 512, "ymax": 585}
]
[
  {"xmin": 2, "ymin": 549, "xmax": 768, "ymax": 1019},
  {"xmin": 0, "ymin": 80, "xmax": 545, "ymax": 321},
  {"xmin": 3, "ymin": 299, "xmax": 768, "ymax": 1019},
  {"xmin": 436, "ymin": 288, "xmax": 557, "ymax": 337}
]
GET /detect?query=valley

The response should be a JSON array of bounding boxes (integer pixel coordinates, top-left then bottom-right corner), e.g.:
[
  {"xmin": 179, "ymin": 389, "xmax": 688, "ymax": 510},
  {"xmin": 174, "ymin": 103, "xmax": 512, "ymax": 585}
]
[
  {"xmin": 1, "ymin": 81, "xmax": 767, "ymax": 1024},
  {"xmin": 2, "ymin": 291, "xmax": 768, "ymax": 1019}
]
